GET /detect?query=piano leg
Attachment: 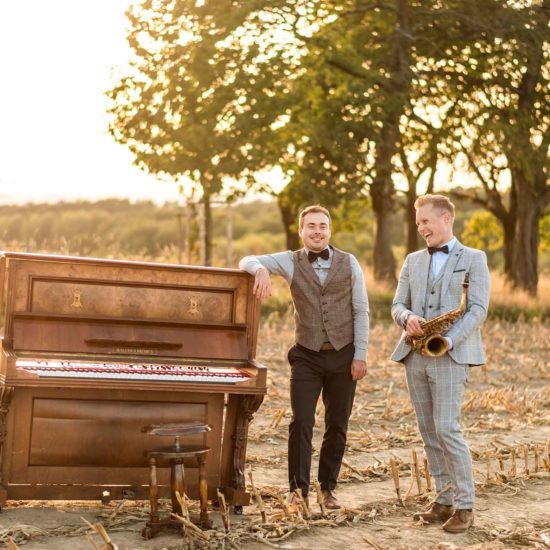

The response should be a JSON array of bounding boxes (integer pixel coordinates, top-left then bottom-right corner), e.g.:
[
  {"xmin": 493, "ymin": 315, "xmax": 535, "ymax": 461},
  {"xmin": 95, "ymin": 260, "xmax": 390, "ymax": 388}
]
[
  {"xmin": 222, "ymin": 394, "xmax": 264, "ymax": 508},
  {"xmin": 0, "ymin": 386, "xmax": 14, "ymax": 512}
]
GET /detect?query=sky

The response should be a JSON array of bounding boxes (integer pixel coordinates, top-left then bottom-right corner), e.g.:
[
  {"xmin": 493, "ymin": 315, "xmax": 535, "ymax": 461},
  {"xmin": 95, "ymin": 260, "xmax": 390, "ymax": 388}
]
[{"xmin": 0, "ymin": 0, "xmax": 184, "ymax": 205}]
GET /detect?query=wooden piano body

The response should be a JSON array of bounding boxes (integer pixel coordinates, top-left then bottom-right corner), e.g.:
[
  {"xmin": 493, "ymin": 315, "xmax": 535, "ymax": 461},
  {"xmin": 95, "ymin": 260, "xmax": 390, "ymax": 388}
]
[{"xmin": 0, "ymin": 252, "xmax": 266, "ymax": 507}]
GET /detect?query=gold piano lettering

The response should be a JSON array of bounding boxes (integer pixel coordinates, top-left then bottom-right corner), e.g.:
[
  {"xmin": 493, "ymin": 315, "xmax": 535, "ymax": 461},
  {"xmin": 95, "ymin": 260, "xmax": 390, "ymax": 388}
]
[
  {"xmin": 188, "ymin": 296, "xmax": 200, "ymax": 315},
  {"xmin": 71, "ymin": 289, "xmax": 83, "ymax": 308}
]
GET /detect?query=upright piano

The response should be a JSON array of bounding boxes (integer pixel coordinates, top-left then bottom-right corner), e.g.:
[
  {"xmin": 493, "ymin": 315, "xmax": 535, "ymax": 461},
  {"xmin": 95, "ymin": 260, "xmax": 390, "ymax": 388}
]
[{"xmin": 0, "ymin": 252, "xmax": 266, "ymax": 508}]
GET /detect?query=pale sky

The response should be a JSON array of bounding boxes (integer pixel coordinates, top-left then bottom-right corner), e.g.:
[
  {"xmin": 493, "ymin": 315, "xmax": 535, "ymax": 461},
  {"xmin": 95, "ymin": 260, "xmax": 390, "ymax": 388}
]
[{"xmin": 0, "ymin": 0, "xmax": 183, "ymax": 204}]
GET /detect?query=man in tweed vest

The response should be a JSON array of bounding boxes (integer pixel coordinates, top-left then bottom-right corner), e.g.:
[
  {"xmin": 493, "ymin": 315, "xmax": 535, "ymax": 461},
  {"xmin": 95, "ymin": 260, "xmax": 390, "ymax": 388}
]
[
  {"xmin": 391, "ymin": 194, "xmax": 490, "ymax": 533},
  {"xmin": 239, "ymin": 205, "xmax": 369, "ymax": 510}
]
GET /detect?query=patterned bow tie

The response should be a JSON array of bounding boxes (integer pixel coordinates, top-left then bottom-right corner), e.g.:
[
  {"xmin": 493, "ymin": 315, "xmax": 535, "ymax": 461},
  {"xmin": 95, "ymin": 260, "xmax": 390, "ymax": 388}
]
[
  {"xmin": 428, "ymin": 245, "xmax": 449, "ymax": 255},
  {"xmin": 308, "ymin": 249, "xmax": 330, "ymax": 262}
]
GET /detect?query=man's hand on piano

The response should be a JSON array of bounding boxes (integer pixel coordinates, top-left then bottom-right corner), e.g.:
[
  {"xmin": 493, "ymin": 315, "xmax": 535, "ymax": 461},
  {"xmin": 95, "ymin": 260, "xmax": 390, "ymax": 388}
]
[
  {"xmin": 253, "ymin": 267, "xmax": 272, "ymax": 300},
  {"xmin": 351, "ymin": 359, "xmax": 368, "ymax": 380}
]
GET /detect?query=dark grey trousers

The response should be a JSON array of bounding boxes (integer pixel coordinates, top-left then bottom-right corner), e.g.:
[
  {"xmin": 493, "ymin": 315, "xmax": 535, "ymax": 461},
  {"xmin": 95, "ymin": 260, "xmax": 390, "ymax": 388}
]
[{"xmin": 287, "ymin": 342, "xmax": 356, "ymax": 496}]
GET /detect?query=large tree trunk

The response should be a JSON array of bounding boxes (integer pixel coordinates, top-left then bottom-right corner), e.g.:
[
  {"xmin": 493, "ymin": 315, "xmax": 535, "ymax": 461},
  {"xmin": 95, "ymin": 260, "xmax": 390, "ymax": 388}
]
[
  {"xmin": 369, "ymin": 0, "xmax": 412, "ymax": 283},
  {"xmin": 508, "ymin": 170, "xmax": 542, "ymax": 296},
  {"xmin": 406, "ymin": 185, "xmax": 419, "ymax": 254}
]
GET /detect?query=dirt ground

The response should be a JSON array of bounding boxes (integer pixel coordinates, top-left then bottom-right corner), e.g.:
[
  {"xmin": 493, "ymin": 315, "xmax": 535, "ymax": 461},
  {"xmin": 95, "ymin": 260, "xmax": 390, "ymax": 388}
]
[{"xmin": 1, "ymin": 319, "xmax": 549, "ymax": 549}]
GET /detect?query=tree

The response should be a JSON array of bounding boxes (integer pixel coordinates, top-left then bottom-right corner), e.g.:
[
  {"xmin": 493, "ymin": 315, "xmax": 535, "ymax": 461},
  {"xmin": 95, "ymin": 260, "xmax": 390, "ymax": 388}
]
[
  {"xmin": 107, "ymin": 1, "xmax": 267, "ymax": 264},
  {"xmin": 417, "ymin": 0, "xmax": 550, "ymax": 294}
]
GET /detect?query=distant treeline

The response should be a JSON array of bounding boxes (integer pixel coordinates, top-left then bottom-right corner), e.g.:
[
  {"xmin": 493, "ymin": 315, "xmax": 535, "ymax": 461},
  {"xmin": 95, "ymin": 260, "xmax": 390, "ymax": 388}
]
[{"xmin": 0, "ymin": 198, "xmax": 548, "ymax": 273}]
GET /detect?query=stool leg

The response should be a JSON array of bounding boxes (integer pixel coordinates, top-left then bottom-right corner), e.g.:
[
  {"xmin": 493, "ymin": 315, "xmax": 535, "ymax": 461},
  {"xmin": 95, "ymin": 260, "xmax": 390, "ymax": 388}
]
[
  {"xmin": 149, "ymin": 457, "xmax": 159, "ymax": 524},
  {"xmin": 171, "ymin": 459, "xmax": 186, "ymax": 516},
  {"xmin": 198, "ymin": 454, "xmax": 209, "ymax": 527}
]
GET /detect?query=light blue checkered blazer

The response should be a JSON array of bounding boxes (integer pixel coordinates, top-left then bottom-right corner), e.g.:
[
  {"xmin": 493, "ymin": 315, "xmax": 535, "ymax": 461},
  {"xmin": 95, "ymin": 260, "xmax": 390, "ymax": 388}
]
[{"xmin": 391, "ymin": 241, "xmax": 490, "ymax": 366}]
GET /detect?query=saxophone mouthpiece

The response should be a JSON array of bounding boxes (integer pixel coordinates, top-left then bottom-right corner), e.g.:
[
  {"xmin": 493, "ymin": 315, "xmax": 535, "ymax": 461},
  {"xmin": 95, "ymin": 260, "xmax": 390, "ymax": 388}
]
[{"xmin": 463, "ymin": 273, "xmax": 470, "ymax": 289}]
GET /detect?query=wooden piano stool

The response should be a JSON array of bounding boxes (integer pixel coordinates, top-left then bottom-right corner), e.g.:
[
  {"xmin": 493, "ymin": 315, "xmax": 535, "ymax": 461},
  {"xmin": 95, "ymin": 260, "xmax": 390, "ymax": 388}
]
[{"xmin": 141, "ymin": 422, "xmax": 212, "ymax": 540}]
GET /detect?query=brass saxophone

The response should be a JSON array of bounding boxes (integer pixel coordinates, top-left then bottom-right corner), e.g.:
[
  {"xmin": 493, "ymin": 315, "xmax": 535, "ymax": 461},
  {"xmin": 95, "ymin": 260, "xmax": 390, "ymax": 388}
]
[{"xmin": 405, "ymin": 273, "xmax": 469, "ymax": 357}]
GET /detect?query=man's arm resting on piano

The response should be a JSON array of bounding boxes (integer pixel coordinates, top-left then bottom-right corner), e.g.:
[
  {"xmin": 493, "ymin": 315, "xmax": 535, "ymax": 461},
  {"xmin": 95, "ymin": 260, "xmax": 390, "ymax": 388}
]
[{"xmin": 239, "ymin": 252, "xmax": 294, "ymax": 301}]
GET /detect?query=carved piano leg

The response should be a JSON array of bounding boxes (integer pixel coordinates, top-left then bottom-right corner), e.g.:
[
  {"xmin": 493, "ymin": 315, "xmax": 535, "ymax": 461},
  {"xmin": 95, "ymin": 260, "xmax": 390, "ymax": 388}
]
[
  {"xmin": 226, "ymin": 394, "xmax": 264, "ymax": 511},
  {"xmin": 0, "ymin": 387, "xmax": 14, "ymax": 512}
]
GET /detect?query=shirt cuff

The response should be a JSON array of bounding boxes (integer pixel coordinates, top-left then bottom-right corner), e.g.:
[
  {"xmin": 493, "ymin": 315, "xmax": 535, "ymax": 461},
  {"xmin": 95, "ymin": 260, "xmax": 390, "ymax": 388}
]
[
  {"xmin": 445, "ymin": 337, "xmax": 453, "ymax": 350},
  {"xmin": 354, "ymin": 347, "xmax": 367, "ymax": 361}
]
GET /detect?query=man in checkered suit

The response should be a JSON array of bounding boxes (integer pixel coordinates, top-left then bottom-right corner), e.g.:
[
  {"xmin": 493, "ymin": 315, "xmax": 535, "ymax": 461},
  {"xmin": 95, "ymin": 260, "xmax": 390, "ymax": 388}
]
[{"xmin": 391, "ymin": 194, "xmax": 490, "ymax": 533}]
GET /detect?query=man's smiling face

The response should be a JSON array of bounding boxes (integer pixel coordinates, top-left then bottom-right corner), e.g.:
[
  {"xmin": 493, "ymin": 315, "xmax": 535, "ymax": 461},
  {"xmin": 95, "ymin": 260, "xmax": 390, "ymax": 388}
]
[
  {"xmin": 299, "ymin": 212, "xmax": 331, "ymax": 252},
  {"xmin": 416, "ymin": 204, "xmax": 453, "ymax": 247}
]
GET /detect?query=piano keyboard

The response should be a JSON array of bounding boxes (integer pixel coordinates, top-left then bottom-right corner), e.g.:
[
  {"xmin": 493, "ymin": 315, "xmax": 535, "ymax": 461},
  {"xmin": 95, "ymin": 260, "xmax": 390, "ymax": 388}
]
[{"xmin": 15, "ymin": 359, "xmax": 252, "ymax": 384}]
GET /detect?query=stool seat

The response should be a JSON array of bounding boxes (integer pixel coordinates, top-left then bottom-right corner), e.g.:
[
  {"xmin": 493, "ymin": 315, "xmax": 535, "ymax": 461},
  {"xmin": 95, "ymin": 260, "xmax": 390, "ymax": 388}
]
[
  {"xmin": 141, "ymin": 422, "xmax": 212, "ymax": 540},
  {"xmin": 142, "ymin": 421, "xmax": 211, "ymax": 437},
  {"xmin": 144, "ymin": 446, "xmax": 210, "ymax": 461}
]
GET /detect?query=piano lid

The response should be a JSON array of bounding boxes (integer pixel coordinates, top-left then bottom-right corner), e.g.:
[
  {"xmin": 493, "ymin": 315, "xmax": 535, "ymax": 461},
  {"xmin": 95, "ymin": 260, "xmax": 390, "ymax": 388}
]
[{"xmin": 0, "ymin": 252, "xmax": 260, "ymax": 362}]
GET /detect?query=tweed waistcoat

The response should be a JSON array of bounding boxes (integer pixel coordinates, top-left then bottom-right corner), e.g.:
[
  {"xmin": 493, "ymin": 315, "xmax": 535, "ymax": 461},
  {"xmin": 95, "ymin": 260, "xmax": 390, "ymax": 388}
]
[{"xmin": 290, "ymin": 247, "xmax": 354, "ymax": 351}]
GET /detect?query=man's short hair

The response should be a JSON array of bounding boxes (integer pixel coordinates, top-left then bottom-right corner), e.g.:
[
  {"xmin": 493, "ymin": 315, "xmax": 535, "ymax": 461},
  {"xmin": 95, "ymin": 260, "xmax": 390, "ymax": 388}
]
[
  {"xmin": 298, "ymin": 205, "xmax": 332, "ymax": 229},
  {"xmin": 414, "ymin": 194, "xmax": 455, "ymax": 220}
]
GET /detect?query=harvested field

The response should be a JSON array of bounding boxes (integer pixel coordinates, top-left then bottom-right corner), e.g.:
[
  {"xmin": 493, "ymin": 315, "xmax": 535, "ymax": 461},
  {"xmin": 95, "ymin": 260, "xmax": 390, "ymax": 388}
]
[{"xmin": 1, "ymin": 318, "xmax": 549, "ymax": 549}]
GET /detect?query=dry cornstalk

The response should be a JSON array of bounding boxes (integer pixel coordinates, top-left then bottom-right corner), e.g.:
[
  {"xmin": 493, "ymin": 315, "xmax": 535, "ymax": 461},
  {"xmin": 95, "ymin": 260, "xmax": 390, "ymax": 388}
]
[
  {"xmin": 523, "ymin": 444, "xmax": 530, "ymax": 475},
  {"xmin": 342, "ymin": 458, "xmax": 365, "ymax": 479},
  {"xmin": 248, "ymin": 471, "xmax": 267, "ymax": 523},
  {"xmin": 294, "ymin": 489, "xmax": 310, "ymax": 520},
  {"xmin": 383, "ymin": 382, "xmax": 393, "ymax": 418},
  {"xmin": 534, "ymin": 445, "xmax": 540, "ymax": 473},
  {"xmin": 363, "ymin": 534, "xmax": 385, "ymax": 549},
  {"xmin": 276, "ymin": 493, "xmax": 291, "ymax": 518},
  {"xmin": 313, "ymin": 480, "xmax": 327, "ymax": 516},
  {"xmin": 6, "ymin": 539, "xmax": 20, "ymax": 550},
  {"xmin": 498, "ymin": 455, "xmax": 505, "ymax": 473},
  {"xmin": 389, "ymin": 458, "xmax": 403, "ymax": 506},
  {"xmin": 510, "ymin": 448, "xmax": 517, "ymax": 477},
  {"xmin": 80, "ymin": 517, "xmax": 118, "ymax": 550},
  {"xmin": 216, "ymin": 489, "xmax": 230, "ymax": 532},
  {"xmin": 486, "ymin": 456, "xmax": 492, "ymax": 480},
  {"xmin": 171, "ymin": 512, "xmax": 210, "ymax": 542},
  {"xmin": 412, "ymin": 448, "xmax": 422, "ymax": 494},
  {"xmin": 269, "ymin": 408, "xmax": 286, "ymax": 429},
  {"xmin": 423, "ymin": 455, "xmax": 432, "ymax": 492},
  {"xmin": 175, "ymin": 490, "xmax": 189, "ymax": 521},
  {"xmin": 403, "ymin": 466, "xmax": 415, "ymax": 500}
]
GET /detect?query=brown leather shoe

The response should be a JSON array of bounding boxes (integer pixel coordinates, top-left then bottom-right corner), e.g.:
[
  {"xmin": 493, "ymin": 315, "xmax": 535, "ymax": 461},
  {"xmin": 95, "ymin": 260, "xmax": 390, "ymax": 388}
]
[
  {"xmin": 413, "ymin": 502, "xmax": 454, "ymax": 523},
  {"xmin": 321, "ymin": 489, "xmax": 341, "ymax": 510},
  {"xmin": 442, "ymin": 509, "xmax": 474, "ymax": 533}
]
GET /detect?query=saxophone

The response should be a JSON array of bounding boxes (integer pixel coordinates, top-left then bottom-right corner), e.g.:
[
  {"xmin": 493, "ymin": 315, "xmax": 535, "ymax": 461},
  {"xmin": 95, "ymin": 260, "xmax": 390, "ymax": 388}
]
[{"xmin": 405, "ymin": 273, "xmax": 469, "ymax": 357}]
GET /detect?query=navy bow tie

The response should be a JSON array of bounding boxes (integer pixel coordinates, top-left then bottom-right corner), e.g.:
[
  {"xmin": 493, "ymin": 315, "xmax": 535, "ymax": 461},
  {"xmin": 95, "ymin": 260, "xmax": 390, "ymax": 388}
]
[
  {"xmin": 428, "ymin": 245, "xmax": 449, "ymax": 255},
  {"xmin": 308, "ymin": 249, "xmax": 330, "ymax": 262}
]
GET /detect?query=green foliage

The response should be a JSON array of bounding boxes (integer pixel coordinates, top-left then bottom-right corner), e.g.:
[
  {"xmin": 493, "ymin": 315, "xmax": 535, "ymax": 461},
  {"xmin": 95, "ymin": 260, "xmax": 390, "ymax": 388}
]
[{"xmin": 461, "ymin": 211, "xmax": 504, "ymax": 268}]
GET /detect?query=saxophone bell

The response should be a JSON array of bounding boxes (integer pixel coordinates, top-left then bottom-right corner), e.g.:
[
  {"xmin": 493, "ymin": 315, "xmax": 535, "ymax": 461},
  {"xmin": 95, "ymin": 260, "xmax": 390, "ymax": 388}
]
[{"xmin": 422, "ymin": 334, "xmax": 449, "ymax": 357}]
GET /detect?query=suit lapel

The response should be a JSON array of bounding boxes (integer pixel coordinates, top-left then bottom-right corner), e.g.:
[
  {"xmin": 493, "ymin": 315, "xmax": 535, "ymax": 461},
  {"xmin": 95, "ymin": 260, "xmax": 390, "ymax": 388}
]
[{"xmin": 441, "ymin": 240, "xmax": 464, "ymax": 295}]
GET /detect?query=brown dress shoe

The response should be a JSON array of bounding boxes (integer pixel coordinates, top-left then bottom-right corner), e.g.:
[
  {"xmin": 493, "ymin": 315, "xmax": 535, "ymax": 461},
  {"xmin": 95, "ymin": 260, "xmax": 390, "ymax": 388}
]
[
  {"xmin": 321, "ymin": 489, "xmax": 341, "ymax": 509},
  {"xmin": 413, "ymin": 502, "xmax": 454, "ymax": 523},
  {"xmin": 442, "ymin": 509, "xmax": 474, "ymax": 533}
]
